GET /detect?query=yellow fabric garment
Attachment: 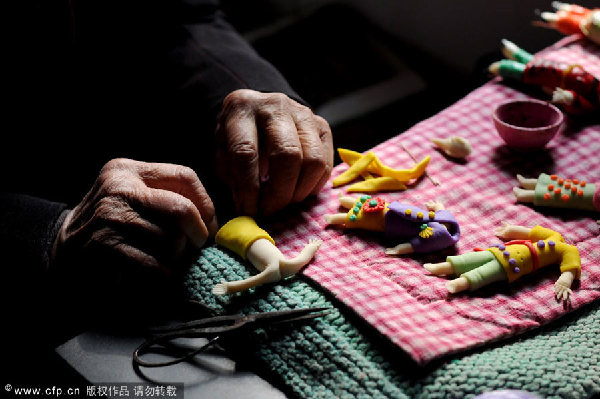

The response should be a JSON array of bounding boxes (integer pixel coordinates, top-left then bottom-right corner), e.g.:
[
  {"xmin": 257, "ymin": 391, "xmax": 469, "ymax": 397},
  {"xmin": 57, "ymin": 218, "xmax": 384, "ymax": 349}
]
[
  {"xmin": 215, "ymin": 216, "xmax": 275, "ymax": 260},
  {"xmin": 488, "ymin": 225, "xmax": 581, "ymax": 283}
]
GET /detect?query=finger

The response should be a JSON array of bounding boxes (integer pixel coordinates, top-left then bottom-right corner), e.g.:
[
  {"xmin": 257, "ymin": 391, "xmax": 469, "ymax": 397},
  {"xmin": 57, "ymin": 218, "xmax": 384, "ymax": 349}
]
[
  {"xmin": 135, "ymin": 162, "xmax": 218, "ymax": 236},
  {"xmin": 135, "ymin": 185, "xmax": 210, "ymax": 248},
  {"xmin": 291, "ymin": 111, "xmax": 329, "ymax": 202},
  {"xmin": 95, "ymin": 199, "xmax": 188, "ymax": 262},
  {"xmin": 310, "ymin": 115, "xmax": 334, "ymax": 196},
  {"xmin": 217, "ymin": 111, "xmax": 261, "ymax": 216},
  {"xmin": 259, "ymin": 111, "xmax": 302, "ymax": 214},
  {"xmin": 87, "ymin": 227, "xmax": 165, "ymax": 273}
]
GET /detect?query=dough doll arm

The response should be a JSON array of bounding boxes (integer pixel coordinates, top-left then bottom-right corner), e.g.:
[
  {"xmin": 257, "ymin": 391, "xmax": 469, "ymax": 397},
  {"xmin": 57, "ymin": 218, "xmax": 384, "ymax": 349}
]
[
  {"xmin": 554, "ymin": 270, "xmax": 577, "ymax": 301},
  {"xmin": 494, "ymin": 222, "xmax": 531, "ymax": 240}
]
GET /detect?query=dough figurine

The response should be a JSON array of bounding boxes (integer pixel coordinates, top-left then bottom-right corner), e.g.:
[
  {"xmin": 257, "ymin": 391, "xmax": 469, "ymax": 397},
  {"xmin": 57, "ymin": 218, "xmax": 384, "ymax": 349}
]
[
  {"xmin": 489, "ymin": 39, "xmax": 600, "ymax": 114},
  {"xmin": 513, "ymin": 173, "xmax": 600, "ymax": 212},
  {"xmin": 431, "ymin": 136, "xmax": 472, "ymax": 159},
  {"xmin": 213, "ymin": 216, "xmax": 321, "ymax": 295},
  {"xmin": 534, "ymin": 2, "xmax": 600, "ymax": 46},
  {"xmin": 424, "ymin": 223, "xmax": 581, "ymax": 301},
  {"xmin": 324, "ymin": 195, "xmax": 460, "ymax": 255}
]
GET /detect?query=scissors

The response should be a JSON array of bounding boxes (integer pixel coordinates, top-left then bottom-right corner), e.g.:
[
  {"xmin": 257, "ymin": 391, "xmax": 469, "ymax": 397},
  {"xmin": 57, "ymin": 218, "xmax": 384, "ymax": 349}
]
[{"xmin": 133, "ymin": 307, "xmax": 332, "ymax": 368}]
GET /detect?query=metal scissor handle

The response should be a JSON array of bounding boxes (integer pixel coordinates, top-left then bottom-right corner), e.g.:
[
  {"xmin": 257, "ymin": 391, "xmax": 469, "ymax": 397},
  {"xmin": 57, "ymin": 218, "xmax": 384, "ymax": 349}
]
[{"xmin": 133, "ymin": 307, "xmax": 332, "ymax": 368}]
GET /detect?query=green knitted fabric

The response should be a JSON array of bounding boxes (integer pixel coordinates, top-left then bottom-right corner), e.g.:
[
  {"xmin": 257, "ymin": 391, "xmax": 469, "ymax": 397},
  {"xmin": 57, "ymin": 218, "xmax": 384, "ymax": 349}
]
[{"xmin": 185, "ymin": 246, "xmax": 600, "ymax": 399}]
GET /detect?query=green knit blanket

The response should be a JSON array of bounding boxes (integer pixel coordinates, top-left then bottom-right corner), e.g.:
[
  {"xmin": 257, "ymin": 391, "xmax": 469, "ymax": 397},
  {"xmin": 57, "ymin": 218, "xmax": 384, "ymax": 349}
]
[{"xmin": 184, "ymin": 246, "xmax": 600, "ymax": 399}]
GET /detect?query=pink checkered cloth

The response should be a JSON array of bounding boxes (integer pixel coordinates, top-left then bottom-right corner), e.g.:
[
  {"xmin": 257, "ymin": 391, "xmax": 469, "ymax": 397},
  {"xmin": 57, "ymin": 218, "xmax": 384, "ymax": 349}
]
[{"xmin": 269, "ymin": 36, "xmax": 600, "ymax": 365}]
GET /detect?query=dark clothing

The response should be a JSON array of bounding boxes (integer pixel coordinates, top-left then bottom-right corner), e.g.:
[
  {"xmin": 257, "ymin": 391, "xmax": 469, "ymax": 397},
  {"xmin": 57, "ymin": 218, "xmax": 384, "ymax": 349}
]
[{"xmin": 1, "ymin": 0, "xmax": 301, "ymax": 380}]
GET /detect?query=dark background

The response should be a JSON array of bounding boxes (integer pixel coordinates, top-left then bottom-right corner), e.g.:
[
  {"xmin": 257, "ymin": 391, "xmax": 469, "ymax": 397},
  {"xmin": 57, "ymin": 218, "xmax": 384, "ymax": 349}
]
[{"xmin": 220, "ymin": 0, "xmax": 597, "ymax": 157}]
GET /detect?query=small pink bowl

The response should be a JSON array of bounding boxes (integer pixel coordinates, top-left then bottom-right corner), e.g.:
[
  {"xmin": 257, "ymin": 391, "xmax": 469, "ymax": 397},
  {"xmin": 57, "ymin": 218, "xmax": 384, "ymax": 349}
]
[{"xmin": 493, "ymin": 99, "xmax": 564, "ymax": 149}]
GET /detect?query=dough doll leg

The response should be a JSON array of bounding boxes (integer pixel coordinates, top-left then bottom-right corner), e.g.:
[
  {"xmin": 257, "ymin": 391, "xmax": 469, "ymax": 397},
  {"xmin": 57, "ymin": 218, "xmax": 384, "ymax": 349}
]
[
  {"xmin": 339, "ymin": 195, "xmax": 358, "ymax": 209},
  {"xmin": 447, "ymin": 258, "xmax": 506, "ymax": 293},
  {"xmin": 513, "ymin": 187, "xmax": 535, "ymax": 203},
  {"xmin": 324, "ymin": 195, "xmax": 358, "ymax": 226},
  {"xmin": 279, "ymin": 239, "xmax": 322, "ymax": 278},
  {"xmin": 514, "ymin": 175, "xmax": 535, "ymax": 202},
  {"xmin": 385, "ymin": 242, "xmax": 414, "ymax": 256},
  {"xmin": 324, "ymin": 213, "xmax": 347, "ymax": 225},
  {"xmin": 517, "ymin": 174, "xmax": 537, "ymax": 189},
  {"xmin": 423, "ymin": 261, "xmax": 454, "ymax": 275},
  {"xmin": 213, "ymin": 263, "xmax": 282, "ymax": 295}
]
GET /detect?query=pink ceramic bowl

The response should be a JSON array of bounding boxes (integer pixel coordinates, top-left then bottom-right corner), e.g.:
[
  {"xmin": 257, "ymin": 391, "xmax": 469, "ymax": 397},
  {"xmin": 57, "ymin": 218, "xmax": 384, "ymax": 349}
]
[{"xmin": 493, "ymin": 99, "xmax": 564, "ymax": 149}]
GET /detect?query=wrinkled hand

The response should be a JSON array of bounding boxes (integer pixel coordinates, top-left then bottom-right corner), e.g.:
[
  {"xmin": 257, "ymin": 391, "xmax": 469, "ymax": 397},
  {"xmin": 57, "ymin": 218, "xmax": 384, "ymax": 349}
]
[
  {"xmin": 51, "ymin": 159, "xmax": 217, "ymax": 295},
  {"xmin": 216, "ymin": 89, "xmax": 334, "ymax": 216}
]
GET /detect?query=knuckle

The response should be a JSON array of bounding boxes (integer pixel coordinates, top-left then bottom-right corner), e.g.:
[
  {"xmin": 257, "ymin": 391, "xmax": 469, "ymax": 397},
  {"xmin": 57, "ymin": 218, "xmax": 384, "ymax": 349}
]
[
  {"xmin": 229, "ymin": 141, "xmax": 258, "ymax": 163},
  {"xmin": 304, "ymin": 154, "xmax": 327, "ymax": 173},
  {"xmin": 174, "ymin": 165, "xmax": 199, "ymax": 186},
  {"xmin": 172, "ymin": 197, "xmax": 195, "ymax": 218},
  {"xmin": 223, "ymin": 89, "xmax": 254, "ymax": 108},
  {"xmin": 263, "ymin": 92, "xmax": 290, "ymax": 110},
  {"xmin": 102, "ymin": 158, "xmax": 132, "ymax": 172},
  {"xmin": 272, "ymin": 144, "xmax": 302, "ymax": 162}
]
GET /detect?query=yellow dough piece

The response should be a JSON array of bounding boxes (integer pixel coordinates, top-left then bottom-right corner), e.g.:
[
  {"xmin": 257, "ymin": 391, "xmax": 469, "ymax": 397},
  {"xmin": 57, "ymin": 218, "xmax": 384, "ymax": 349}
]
[
  {"xmin": 215, "ymin": 216, "xmax": 275, "ymax": 260},
  {"xmin": 332, "ymin": 152, "xmax": 377, "ymax": 187},
  {"xmin": 334, "ymin": 148, "xmax": 430, "ymax": 189},
  {"xmin": 347, "ymin": 176, "xmax": 407, "ymax": 192}
]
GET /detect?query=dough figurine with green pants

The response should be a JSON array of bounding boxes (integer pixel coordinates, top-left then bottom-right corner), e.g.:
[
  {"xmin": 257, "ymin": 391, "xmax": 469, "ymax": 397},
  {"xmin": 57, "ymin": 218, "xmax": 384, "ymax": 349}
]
[
  {"xmin": 424, "ymin": 223, "xmax": 581, "ymax": 301},
  {"xmin": 212, "ymin": 216, "xmax": 321, "ymax": 295},
  {"xmin": 513, "ymin": 173, "xmax": 600, "ymax": 212}
]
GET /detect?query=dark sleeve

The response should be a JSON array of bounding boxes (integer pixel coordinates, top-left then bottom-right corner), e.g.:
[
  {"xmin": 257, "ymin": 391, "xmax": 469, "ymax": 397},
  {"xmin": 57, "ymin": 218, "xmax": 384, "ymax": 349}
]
[
  {"xmin": 0, "ymin": 193, "xmax": 68, "ymax": 283},
  {"xmin": 71, "ymin": 0, "xmax": 305, "ymax": 128},
  {"xmin": 168, "ymin": 0, "xmax": 306, "ymax": 119}
]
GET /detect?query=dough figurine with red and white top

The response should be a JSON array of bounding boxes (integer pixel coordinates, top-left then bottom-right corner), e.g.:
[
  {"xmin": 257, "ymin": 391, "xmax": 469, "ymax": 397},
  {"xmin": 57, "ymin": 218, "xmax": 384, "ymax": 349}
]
[
  {"xmin": 513, "ymin": 173, "xmax": 600, "ymax": 212},
  {"xmin": 424, "ymin": 223, "xmax": 581, "ymax": 301},
  {"xmin": 324, "ymin": 195, "xmax": 460, "ymax": 255}
]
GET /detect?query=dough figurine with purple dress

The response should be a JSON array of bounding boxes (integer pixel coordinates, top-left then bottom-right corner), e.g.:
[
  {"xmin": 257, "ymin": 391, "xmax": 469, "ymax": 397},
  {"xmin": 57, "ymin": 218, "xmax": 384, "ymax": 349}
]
[
  {"xmin": 324, "ymin": 194, "xmax": 460, "ymax": 255},
  {"xmin": 424, "ymin": 223, "xmax": 581, "ymax": 301}
]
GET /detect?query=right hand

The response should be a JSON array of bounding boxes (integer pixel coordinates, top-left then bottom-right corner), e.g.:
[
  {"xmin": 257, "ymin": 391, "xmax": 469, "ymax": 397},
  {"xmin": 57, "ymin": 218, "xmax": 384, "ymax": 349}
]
[{"xmin": 51, "ymin": 159, "xmax": 217, "ymax": 294}]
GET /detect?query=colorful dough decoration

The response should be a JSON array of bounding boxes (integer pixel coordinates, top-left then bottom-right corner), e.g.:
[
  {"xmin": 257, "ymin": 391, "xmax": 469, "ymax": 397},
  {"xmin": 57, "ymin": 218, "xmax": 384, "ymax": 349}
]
[
  {"xmin": 534, "ymin": 2, "xmax": 600, "ymax": 46},
  {"xmin": 213, "ymin": 216, "xmax": 321, "ymax": 295},
  {"xmin": 514, "ymin": 173, "xmax": 600, "ymax": 211},
  {"xmin": 324, "ymin": 195, "xmax": 460, "ymax": 255},
  {"xmin": 489, "ymin": 39, "xmax": 600, "ymax": 114},
  {"xmin": 424, "ymin": 224, "xmax": 581, "ymax": 301}
]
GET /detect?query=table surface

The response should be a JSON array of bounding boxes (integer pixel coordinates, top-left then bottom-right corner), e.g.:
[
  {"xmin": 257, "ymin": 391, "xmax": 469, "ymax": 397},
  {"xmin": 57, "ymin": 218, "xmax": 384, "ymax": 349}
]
[
  {"xmin": 57, "ymin": 331, "xmax": 287, "ymax": 398},
  {"xmin": 57, "ymin": 35, "xmax": 600, "ymax": 395}
]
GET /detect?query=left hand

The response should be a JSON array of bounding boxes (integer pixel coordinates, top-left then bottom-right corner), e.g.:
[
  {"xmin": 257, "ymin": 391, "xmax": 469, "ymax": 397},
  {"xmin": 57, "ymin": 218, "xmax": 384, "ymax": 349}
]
[{"xmin": 215, "ymin": 89, "xmax": 334, "ymax": 216}]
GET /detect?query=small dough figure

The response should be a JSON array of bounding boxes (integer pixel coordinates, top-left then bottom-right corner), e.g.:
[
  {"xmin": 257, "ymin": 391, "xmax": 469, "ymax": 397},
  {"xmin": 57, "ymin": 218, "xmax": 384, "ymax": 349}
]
[
  {"xmin": 424, "ymin": 223, "xmax": 581, "ymax": 301},
  {"xmin": 490, "ymin": 39, "xmax": 600, "ymax": 115},
  {"xmin": 213, "ymin": 216, "xmax": 321, "ymax": 295},
  {"xmin": 324, "ymin": 195, "xmax": 460, "ymax": 255},
  {"xmin": 430, "ymin": 136, "xmax": 472, "ymax": 159},
  {"xmin": 513, "ymin": 173, "xmax": 600, "ymax": 212}
]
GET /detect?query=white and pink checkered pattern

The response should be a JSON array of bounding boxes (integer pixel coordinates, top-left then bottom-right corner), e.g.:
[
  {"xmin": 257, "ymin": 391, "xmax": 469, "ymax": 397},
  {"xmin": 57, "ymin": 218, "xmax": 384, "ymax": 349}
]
[{"xmin": 269, "ymin": 36, "xmax": 600, "ymax": 365}]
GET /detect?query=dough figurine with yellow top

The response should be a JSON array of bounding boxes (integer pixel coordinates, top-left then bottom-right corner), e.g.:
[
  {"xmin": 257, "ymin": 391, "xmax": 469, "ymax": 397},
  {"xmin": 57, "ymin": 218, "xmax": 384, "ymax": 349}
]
[
  {"xmin": 424, "ymin": 223, "xmax": 581, "ymax": 301},
  {"xmin": 213, "ymin": 216, "xmax": 321, "ymax": 295},
  {"xmin": 324, "ymin": 195, "xmax": 460, "ymax": 255}
]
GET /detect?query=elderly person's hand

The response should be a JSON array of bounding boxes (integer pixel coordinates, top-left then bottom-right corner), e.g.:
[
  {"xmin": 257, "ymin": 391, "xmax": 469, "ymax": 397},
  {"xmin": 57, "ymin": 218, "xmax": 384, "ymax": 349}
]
[
  {"xmin": 51, "ymin": 159, "xmax": 217, "ymax": 296},
  {"xmin": 216, "ymin": 89, "xmax": 334, "ymax": 216}
]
